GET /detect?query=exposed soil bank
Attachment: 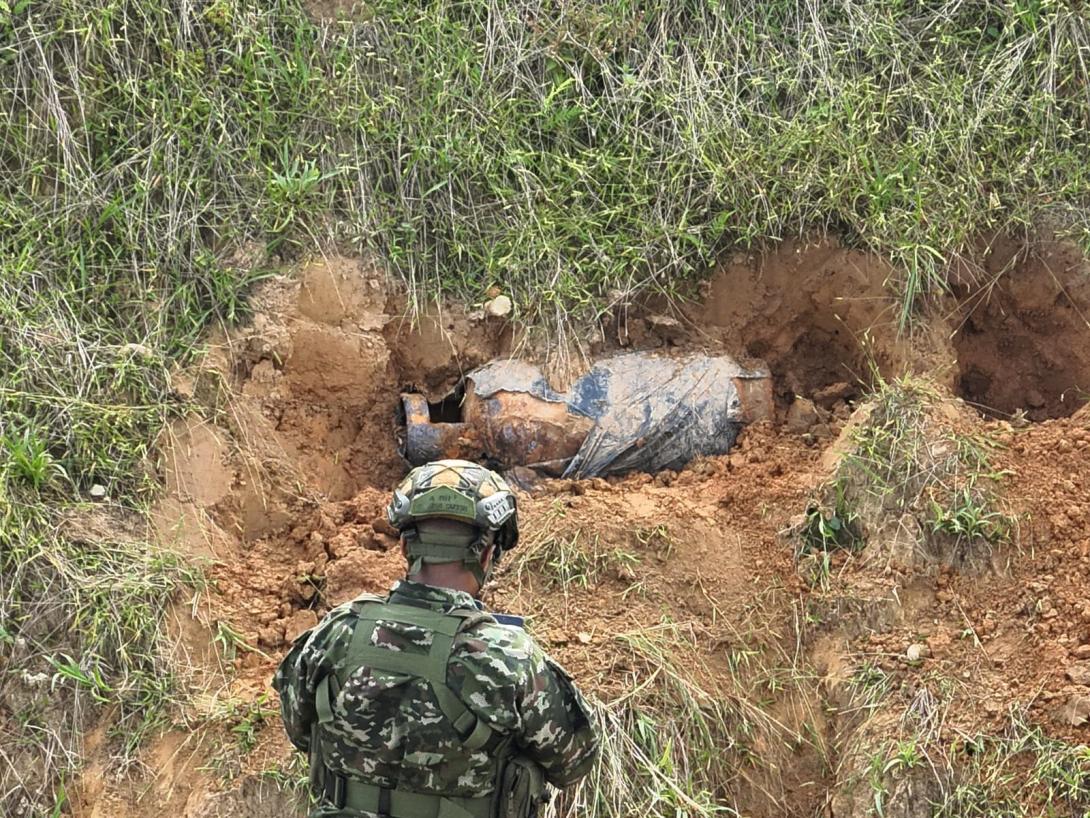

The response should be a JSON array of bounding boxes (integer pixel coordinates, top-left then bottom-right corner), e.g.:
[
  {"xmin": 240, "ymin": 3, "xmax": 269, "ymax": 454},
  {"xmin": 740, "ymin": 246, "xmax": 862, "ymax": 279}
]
[
  {"xmin": 951, "ymin": 238, "xmax": 1090, "ymax": 420},
  {"xmin": 71, "ymin": 240, "xmax": 1090, "ymax": 818}
]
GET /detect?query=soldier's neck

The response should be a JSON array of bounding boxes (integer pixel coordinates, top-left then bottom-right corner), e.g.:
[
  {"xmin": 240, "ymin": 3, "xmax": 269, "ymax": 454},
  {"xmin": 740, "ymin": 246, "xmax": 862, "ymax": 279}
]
[{"xmin": 410, "ymin": 565, "xmax": 481, "ymax": 598}]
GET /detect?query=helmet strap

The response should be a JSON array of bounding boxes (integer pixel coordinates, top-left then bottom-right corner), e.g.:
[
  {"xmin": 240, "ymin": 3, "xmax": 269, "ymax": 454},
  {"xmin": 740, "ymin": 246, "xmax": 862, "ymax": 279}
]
[{"xmin": 403, "ymin": 526, "xmax": 494, "ymax": 590}]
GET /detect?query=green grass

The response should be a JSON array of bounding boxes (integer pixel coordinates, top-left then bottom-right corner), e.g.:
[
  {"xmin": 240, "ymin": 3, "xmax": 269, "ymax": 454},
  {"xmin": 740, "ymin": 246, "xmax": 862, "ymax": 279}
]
[
  {"xmin": 511, "ymin": 501, "xmax": 640, "ymax": 592},
  {"xmin": 846, "ymin": 677, "xmax": 1090, "ymax": 818},
  {"xmin": 547, "ymin": 622, "xmax": 750, "ymax": 818}
]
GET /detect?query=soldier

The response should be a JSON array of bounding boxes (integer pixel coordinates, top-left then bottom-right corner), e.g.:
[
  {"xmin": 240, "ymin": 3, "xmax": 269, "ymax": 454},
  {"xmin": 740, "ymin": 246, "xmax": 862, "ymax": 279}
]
[{"xmin": 273, "ymin": 459, "xmax": 599, "ymax": 818}]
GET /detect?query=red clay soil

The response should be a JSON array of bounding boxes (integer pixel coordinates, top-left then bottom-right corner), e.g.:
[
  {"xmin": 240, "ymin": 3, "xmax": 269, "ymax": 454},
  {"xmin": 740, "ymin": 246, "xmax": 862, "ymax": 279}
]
[{"xmin": 72, "ymin": 243, "xmax": 1090, "ymax": 818}]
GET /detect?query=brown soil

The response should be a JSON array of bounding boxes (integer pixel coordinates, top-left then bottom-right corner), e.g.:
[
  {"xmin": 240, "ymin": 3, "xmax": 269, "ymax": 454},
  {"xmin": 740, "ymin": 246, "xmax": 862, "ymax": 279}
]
[
  {"xmin": 70, "ymin": 240, "xmax": 1090, "ymax": 818},
  {"xmin": 951, "ymin": 238, "xmax": 1090, "ymax": 420},
  {"xmin": 693, "ymin": 237, "xmax": 955, "ymax": 405}
]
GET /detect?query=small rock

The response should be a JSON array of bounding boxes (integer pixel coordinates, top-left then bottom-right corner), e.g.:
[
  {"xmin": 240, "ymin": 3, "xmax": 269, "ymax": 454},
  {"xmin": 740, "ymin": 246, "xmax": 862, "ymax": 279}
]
[
  {"xmin": 484, "ymin": 295, "xmax": 512, "ymax": 318},
  {"xmin": 645, "ymin": 314, "xmax": 684, "ymax": 342},
  {"xmin": 1026, "ymin": 389, "xmax": 1046, "ymax": 409},
  {"xmin": 1074, "ymin": 644, "xmax": 1090, "ymax": 660},
  {"xmin": 786, "ymin": 397, "xmax": 820, "ymax": 433},
  {"xmin": 576, "ymin": 631, "xmax": 593, "ymax": 644},
  {"xmin": 1059, "ymin": 692, "xmax": 1090, "ymax": 727},
  {"xmin": 88, "ymin": 484, "xmax": 107, "ymax": 501},
  {"xmin": 906, "ymin": 643, "xmax": 930, "ymax": 662},
  {"xmin": 1065, "ymin": 662, "xmax": 1090, "ymax": 686}
]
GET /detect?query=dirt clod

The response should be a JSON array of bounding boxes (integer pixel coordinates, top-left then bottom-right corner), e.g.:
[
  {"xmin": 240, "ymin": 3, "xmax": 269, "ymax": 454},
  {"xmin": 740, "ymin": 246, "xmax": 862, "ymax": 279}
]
[
  {"xmin": 1060, "ymin": 692, "xmax": 1090, "ymax": 727},
  {"xmin": 1065, "ymin": 662, "xmax": 1090, "ymax": 686},
  {"xmin": 786, "ymin": 396, "xmax": 821, "ymax": 433}
]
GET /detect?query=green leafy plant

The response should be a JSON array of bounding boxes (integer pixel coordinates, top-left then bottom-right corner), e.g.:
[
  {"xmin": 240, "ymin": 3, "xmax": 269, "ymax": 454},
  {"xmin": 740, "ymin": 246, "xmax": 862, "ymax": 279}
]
[
  {"xmin": 928, "ymin": 486, "xmax": 1011, "ymax": 542},
  {"xmin": 1, "ymin": 429, "xmax": 66, "ymax": 490},
  {"xmin": 797, "ymin": 478, "xmax": 862, "ymax": 556}
]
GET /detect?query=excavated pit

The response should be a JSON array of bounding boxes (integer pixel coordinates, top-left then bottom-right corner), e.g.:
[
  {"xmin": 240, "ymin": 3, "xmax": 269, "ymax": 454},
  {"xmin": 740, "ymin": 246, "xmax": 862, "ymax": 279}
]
[
  {"xmin": 952, "ymin": 240, "xmax": 1090, "ymax": 420},
  {"xmin": 696, "ymin": 238, "xmax": 922, "ymax": 407},
  {"xmin": 74, "ymin": 242, "xmax": 1090, "ymax": 818}
]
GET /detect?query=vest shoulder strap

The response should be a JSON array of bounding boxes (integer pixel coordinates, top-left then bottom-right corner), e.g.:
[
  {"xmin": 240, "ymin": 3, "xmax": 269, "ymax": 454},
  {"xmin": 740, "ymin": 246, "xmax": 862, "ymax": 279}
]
[{"xmin": 324, "ymin": 601, "xmax": 499, "ymax": 752}]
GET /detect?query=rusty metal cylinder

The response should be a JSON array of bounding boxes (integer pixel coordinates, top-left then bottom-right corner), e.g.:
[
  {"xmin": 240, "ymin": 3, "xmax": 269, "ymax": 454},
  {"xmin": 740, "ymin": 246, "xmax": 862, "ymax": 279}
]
[{"xmin": 400, "ymin": 352, "xmax": 773, "ymax": 477}]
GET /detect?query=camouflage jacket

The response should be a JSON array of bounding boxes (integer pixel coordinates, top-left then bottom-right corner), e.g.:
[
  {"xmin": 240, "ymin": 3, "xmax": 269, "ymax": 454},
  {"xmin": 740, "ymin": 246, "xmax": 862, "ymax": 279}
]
[{"xmin": 272, "ymin": 580, "xmax": 598, "ymax": 810}]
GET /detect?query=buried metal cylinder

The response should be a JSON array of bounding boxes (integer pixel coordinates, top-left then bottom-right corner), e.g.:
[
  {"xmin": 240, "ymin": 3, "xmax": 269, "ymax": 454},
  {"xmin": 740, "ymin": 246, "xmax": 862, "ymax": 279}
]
[
  {"xmin": 401, "ymin": 352, "xmax": 773, "ymax": 476},
  {"xmin": 400, "ymin": 393, "xmax": 477, "ymax": 463}
]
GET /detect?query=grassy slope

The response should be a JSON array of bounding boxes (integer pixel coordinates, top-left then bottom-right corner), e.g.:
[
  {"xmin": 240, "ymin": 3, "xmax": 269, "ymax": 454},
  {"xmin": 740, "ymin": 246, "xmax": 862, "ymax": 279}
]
[{"xmin": 1, "ymin": 0, "xmax": 1089, "ymax": 813}]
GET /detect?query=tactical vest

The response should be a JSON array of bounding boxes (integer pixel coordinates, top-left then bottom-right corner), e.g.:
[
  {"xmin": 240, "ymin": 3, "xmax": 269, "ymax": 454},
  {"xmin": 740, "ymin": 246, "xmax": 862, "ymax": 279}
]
[{"xmin": 309, "ymin": 595, "xmax": 546, "ymax": 818}]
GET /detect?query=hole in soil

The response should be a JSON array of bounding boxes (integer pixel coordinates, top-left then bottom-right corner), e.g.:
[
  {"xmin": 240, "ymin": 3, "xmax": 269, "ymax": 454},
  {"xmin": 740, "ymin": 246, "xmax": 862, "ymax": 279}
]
[
  {"xmin": 744, "ymin": 318, "xmax": 871, "ymax": 411},
  {"xmin": 953, "ymin": 251, "xmax": 1090, "ymax": 420}
]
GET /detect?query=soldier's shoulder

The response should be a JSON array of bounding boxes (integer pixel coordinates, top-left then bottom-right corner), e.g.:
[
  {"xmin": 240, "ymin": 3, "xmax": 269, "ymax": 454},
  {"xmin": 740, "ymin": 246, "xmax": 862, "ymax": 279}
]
[
  {"xmin": 301, "ymin": 594, "xmax": 381, "ymax": 650},
  {"xmin": 455, "ymin": 616, "xmax": 541, "ymax": 664}
]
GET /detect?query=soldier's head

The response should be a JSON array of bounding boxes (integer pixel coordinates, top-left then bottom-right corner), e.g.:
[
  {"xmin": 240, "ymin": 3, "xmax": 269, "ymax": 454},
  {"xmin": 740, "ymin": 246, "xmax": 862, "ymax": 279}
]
[{"xmin": 386, "ymin": 459, "xmax": 519, "ymax": 596}]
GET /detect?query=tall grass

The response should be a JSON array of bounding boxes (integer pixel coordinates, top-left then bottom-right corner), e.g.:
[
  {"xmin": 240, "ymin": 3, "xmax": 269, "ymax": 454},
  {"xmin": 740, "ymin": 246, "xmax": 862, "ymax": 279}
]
[
  {"xmin": 547, "ymin": 623, "xmax": 750, "ymax": 818},
  {"xmin": 349, "ymin": 0, "xmax": 1090, "ymax": 327}
]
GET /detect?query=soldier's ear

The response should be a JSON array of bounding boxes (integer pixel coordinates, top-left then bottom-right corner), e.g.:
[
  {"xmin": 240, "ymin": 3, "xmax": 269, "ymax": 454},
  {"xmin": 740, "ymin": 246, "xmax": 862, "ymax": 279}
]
[{"xmin": 480, "ymin": 544, "xmax": 496, "ymax": 568}]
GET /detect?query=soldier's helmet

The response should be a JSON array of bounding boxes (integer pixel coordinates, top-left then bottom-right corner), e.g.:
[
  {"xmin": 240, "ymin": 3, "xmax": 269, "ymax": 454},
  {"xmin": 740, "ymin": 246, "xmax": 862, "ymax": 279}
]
[{"xmin": 387, "ymin": 459, "xmax": 519, "ymax": 561}]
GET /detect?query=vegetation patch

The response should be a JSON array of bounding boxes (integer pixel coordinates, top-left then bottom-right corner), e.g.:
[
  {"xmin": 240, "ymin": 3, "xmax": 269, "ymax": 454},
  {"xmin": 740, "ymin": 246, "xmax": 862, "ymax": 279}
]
[
  {"xmin": 550, "ymin": 622, "xmax": 774, "ymax": 818},
  {"xmin": 512, "ymin": 501, "xmax": 641, "ymax": 592},
  {"xmin": 797, "ymin": 378, "xmax": 1015, "ymax": 571},
  {"xmin": 840, "ymin": 677, "xmax": 1090, "ymax": 817}
]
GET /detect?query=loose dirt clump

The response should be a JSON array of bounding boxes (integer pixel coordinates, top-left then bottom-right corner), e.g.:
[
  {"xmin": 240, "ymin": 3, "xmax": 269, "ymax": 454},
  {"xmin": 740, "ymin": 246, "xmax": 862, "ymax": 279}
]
[{"xmin": 952, "ymin": 238, "xmax": 1090, "ymax": 420}]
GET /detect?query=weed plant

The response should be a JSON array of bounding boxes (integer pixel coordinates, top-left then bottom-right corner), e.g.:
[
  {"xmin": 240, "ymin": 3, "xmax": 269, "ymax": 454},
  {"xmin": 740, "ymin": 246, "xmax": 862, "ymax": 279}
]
[
  {"xmin": 547, "ymin": 622, "xmax": 745, "ymax": 818},
  {"xmin": 848, "ymin": 677, "xmax": 1090, "ymax": 817},
  {"xmin": 511, "ymin": 501, "xmax": 639, "ymax": 592}
]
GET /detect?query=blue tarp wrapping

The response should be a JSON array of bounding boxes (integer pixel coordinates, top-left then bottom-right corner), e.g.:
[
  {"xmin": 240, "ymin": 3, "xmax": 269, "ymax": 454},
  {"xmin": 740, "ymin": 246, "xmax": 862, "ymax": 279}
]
[{"xmin": 467, "ymin": 352, "xmax": 769, "ymax": 478}]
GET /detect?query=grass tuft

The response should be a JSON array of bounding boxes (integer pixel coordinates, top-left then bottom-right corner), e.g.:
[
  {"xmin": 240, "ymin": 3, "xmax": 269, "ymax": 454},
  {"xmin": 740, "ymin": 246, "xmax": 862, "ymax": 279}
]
[
  {"xmin": 547, "ymin": 622, "xmax": 746, "ymax": 818},
  {"xmin": 511, "ymin": 501, "xmax": 640, "ymax": 592}
]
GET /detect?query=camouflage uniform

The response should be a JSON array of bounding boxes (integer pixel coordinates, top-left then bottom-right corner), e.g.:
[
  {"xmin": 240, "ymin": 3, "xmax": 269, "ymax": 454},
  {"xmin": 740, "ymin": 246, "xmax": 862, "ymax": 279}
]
[{"xmin": 273, "ymin": 579, "xmax": 598, "ymax": 817}]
